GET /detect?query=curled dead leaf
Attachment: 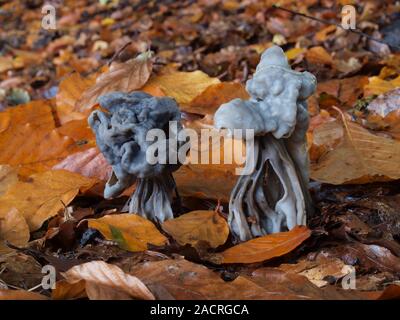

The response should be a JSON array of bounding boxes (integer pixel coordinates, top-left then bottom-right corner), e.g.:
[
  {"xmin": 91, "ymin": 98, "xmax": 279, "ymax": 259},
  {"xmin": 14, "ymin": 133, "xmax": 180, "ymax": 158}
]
[
  {"xmin": 61, "ymin": 260, "xmax": 155, "ymax": 300},
  {"xmin": 77, "ymin": 51, "xmax": 153, "ymax": 110}
]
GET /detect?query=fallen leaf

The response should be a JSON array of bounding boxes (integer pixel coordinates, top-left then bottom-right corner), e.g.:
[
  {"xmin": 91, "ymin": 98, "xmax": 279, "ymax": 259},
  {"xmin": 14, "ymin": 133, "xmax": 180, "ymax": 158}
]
[
  {"xmin": 0, "ymin": 170, "xmax": 97, "ymax": 231},
  {"xmin": 55, "ymin": 72, "xmax": 96, "ymax": 123},
  {"xmin": 311, "ymin": 108, "xmax": 400, "ymax": 184},
  {"xmin": 129, "ymin": 258, "xmax": 361, "ymax": 300},
  {"xmin": 162, "ymin": 210, "xmax": 229, "ymax": 248},
  {"xmin": 305, "ymin": 46, "xmax": 333, "ymax": 66},
  {"xmin": 61, "ymin": 260, "xmax": 155, "ymax": 300},
  {"xmin": 0, "ymin": 101, "xmax": 92, "ymax": 176},
  {"xmin": 53, "ymin": 147, "xmax": 111, "ymax": 180},
  {"xmin": 77, "ymin": 52, "xmax": 153, "ymax": 110},
  {"xmin": 0, "ymin": 165, "xmax": 17, "ymax": 196},
  {"xmin": 212, "ymin": 226, "xmax": 311, "ymax": 264},
  {"xmin": 279, "ymin": 256, "xmax": 350, "ymax": 287},
  {"xmin": 187, "ymin": 82, "xmax": 249, "ymax": 114},
  {"xmin": 143, "ymin": 70, "xmax": 220, "ymax": 106},
  {"xmin": 364, "ymin": 75, "xmax": 400, "ymax": 96},
  {"xmin": 0, "ymin": 289, "xmax": 48, "ymax": 300},
  {"xmin": 88, "ymin": 213, "xmax": 168, "ymax": 252},
  {"xmin": 51, "ymin": 280, "xmax": 87, "ymax": 300},
  {"xmin": 0, "ymin": 208, "xmax": 30, "ymax": 253}
]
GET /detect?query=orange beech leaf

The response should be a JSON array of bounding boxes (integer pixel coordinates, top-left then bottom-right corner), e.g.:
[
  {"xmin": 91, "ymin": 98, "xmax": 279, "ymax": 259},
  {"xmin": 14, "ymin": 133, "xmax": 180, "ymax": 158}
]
[
  {"xmin": 61, "ymin": 261, "xmax": 155, "ymax": 300},
  {"xmin": 213, "ymin": 226, "xmax": 311, "ymax": 264},
  {"xmin": 142, "ymin": 70, "xmax": 220, "ymax": 106},
  {"xmin": 88, "ymin": 213, "xmax": 168, "ymax": 252},
  {"xmin": 0, "ymin": 208, "xmax": 30, "ymax": 253},
  {"xmin": 0, "ymin": 170, "xmax": 97, "ymax": 231},
  {"xmin": 305, "ymin": 46, "xmax": 333, "ymax": 66},
  {"xmin": 188, "ymin": 82, "xmax": 249, "ymax": 115},
  {"xmin": 0, "ymin": 101, "xmax": 92, "ymax": 176},
  {"xmin": 162, "ymin": 210, "xmax": 229, "ymax": 248}
]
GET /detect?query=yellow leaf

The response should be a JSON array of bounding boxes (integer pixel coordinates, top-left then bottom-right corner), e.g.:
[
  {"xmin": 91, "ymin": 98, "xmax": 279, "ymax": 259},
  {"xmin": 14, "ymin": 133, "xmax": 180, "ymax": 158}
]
[
  {"xmin": 311, "ymin": 108, "xmax": 400, "ymax": 184},
  {"xmin": 88, "ymin": 213, "xmax": 168, "ymax": 252},
  {"xmin": 61, "ymin": 261, "xmax": 155, "ymax": 300},
  {"xmin": 364, "ymin": 75, "xmax": 400, "ymax": 96},
  {"xmin": 0, "ymin": 208, "xmax": 30, "ymax": 253},
  {"xmin": 213, "ymin": 226, "xmax": 311, "ymax": 264},
  {"xmin": 0, "ymin": 170, "xmax": 97, "ymax": 231},
  {"xmin": 143, "ymin": 71, "xmax": 220, "ymax": 105},
  {"xmin": 162, "ymin": 210, "xmax": 229, "ymax": 248},
  {"xmin": 285, "ymin": 47, "xmax": 306, "ymax": 60}
]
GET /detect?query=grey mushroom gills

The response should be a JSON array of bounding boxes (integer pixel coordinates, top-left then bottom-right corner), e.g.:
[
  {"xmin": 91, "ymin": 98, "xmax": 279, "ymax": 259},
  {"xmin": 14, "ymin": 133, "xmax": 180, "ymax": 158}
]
[
  {"xmin": 214, "ymin": 45, "xmax": 317, "ymax": 242},
  {"xmin": 88, "ymin": 91, "xmax": 184, "ymax": 223}
]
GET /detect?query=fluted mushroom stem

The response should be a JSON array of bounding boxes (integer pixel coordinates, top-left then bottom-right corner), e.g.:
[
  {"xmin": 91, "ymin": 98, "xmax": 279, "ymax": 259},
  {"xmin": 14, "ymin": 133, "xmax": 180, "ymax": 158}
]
[
  {"xmin": 229, "ymin": 136, "xmax": 310, "ymax": 242},
  {"xmin": 125, "ymin": 172, "xmax": 176, "ymax": 223}
]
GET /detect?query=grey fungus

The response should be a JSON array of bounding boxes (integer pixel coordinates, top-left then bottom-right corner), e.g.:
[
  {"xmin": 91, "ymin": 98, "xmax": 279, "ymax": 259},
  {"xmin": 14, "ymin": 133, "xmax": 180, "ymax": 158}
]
[
  {"xmin": 88, "ymin": 91, "xmax": 184, "ymax": 223},
  {"xmin": 214, "ymin": 46, "xmax": 317, "ymax": 242}
]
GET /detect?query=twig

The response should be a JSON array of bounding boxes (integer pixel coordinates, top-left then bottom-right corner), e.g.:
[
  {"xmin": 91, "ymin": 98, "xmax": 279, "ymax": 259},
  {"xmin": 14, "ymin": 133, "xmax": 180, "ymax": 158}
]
[
  {"xmin": 272, "ymin": 5, "xmax": 400, "ymax": 51},
  {"xmin": 107, "ymin": 41, "xmax": 132, "ymax": 66}
]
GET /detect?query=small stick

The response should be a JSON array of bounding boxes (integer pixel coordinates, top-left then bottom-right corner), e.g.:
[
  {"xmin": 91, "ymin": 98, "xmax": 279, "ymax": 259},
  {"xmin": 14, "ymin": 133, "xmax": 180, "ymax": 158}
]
[{"xmin": 272, "ymin": 5, "xmax": 400, "ymax": 51}]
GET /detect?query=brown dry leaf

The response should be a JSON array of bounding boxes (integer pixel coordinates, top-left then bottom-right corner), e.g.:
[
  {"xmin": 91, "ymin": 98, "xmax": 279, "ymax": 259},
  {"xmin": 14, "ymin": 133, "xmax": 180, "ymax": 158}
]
[
  {"xmin": 142, "ymin": 70, "xmax": 220, "ymax": 106},
  {"xmin": 187, "ymin": 82, "xmax": 249, "ymax": 115},
  {"xmin": 88, "ymin": 213, "xmax": 168, "ymax": 252},
  {"xmin": 279, "ymin": 256, "xmax": 350, "ymax": 287},
  {"xmin": 53, "ymin": 147, "xmax": 111, "ymax": 180},
  {"xmin": 61, "ymin": 260, "xmax": 155, "ymax": 300},
  {"xmin": 212, "ymin": 226, "xmax": 311, "ymax": 264},
  {"xmin": 305, "ymin": 46, "xmax": 333, "ymax": 66},
  {"xmin": 0, "ymin": 208, "xmax": 30, "ymax": 253},
  {"xmin": 0, "ymin": 165, "xmax": 17, "ymax": 196},
  {"xmin": 0, "ymin": 170, "xmax": 97, "ymax": 231},
  {"xmin": 55, "ymin": 72, "xmax": 96, "ymax": 124},
  {"xmin": 129, "ymin": 258, "xmax": 361, "ymax": 300},
  {"xmin": 76, "ymin": 52, "xmax": 153, "ymax": 110},
  {"xmin": 311, "ymin": 108, "xmax": 400, "ymax": 184},
  {"xmin": 51, "ymin": 280, "xmax": 87, "ymax": 300},
  {"xmin": 364, "ymin": 75, "xmax": 400, "ymax": 96},
  {"xmin": 162, "ymin": 210, "xmax": 229, "ymax": 248},
  {"xmin": 0, "ymin": 289, "xmax": 48, "ymax": 300},
  {"xmin": 0, "ymin": 101, "xmax": 92, "ymax": 176}
]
